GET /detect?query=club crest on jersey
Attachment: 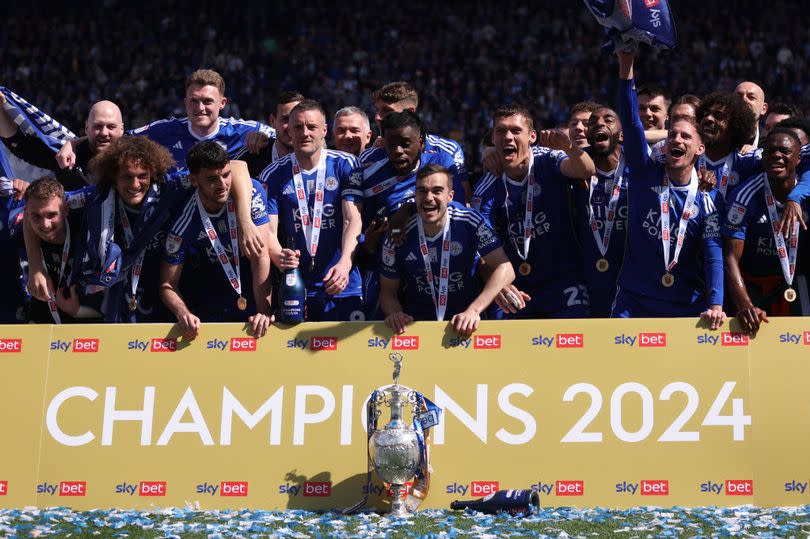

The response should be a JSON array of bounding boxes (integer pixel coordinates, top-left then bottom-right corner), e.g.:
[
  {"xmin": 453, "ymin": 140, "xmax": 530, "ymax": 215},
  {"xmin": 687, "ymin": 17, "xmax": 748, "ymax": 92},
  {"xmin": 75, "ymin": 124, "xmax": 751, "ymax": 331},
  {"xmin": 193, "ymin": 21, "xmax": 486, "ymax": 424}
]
[
  {"xmin": 728, "ymin": 202, "xmax": 747, "ymax": 225},
  {"xmin": 165, "ymin": 233, "xmax": 183, "ymax": 255},
  {"xmin": 450, "ymin": 241, "xmax": 463, "ymax": 256},
  {"xmin": 325, "ymin": 177, "xmax": 339, "ymax": 191}
]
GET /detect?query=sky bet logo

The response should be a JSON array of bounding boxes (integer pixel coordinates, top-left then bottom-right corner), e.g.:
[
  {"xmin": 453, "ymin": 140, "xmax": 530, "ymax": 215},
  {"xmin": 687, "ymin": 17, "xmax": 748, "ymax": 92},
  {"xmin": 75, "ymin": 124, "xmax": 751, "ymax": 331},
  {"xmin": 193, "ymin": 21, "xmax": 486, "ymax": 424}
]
[
  {"xmin": 278, "ymin": 481, "xmax": 332, "ymax": 497},
  {"xmin": 614, "ymin": 333, "xmax": 666, "ymax": 347},
  {"xmin": 0, "ymin": 481, "xmax": 7, "ymax": 495},
  {"xmin": 530, "ymin": 480, "xmax": 585, "ymax": 496},
  {"xmin": 367, "ymin": 335, "xmax": 420, "ymax": 350},
  {"xmin": 196, "ymin": 481, "xmax": 248, "ymax": 497},
  {"xmin": 37, "ymin": 481, "xmax": 86, "ymax": 496},
  {"xmin": 448, "ymin": 334, "xmax": 501, "ymax": 349},
  {"xmin": 616, "ymin": 480, "xmax": 669, "ymax": 496},
  {"xmin": 50, "ymin": 339, "xmax": 99, "ymax": 353},
  {"xmin": 700, "ymin": 480, "xmax": 753, "ymax": 495},
  {"xmin": 127, "ymin": 338, "xmax": 178, "ymax": 352},
  {"xmin": 115, "ymin": 481, "xmax": 167, "ymax": 496},
  {"xmin": 785, "ymin": 480, "xmax": 809, "ymax": 494},
  {"xmin": 779, "ymin": 331, "xmax": 810, "ymax": 345},
  {"xmin": 286, "ymin": 336, "xmax": 338, "ymax": 351},
  {"xmin": 206, "ymin": 337, "xmax": 257, "ymax": 352},
  {"xmin": 446, "ymin": 481, "xmax": 499, "ymax": 497},
  {"xmin": 0, "ymin": 339, "xmax": 22, "ymax": 352},
  {"xmin": 697, "ymin": 332, "xmax": 749, "ymax": 346},
  {"xmin": 531, "ymin": 333, "xmax": 584, "ymax": 348}
]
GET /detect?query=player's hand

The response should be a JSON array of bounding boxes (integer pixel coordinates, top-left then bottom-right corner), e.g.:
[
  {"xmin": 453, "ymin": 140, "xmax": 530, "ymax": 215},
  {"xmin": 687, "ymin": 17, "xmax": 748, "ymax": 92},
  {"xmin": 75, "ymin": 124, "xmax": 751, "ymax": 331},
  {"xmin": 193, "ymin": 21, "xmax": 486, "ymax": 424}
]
[
  {"xmin": 495, "ymin": 285, "xmax": 531, "ymax": 314},
  {"xmin": 385, "ymin": 311, "xmax": 413, "ymax": 334},
  {"xmin": 238, "ymin": 221, "xmax": 264, "ymax": 258},
  {"xmin": 735, "ymin": 304, "xmax": 769, "ymax": 335},
  {"xmin": 697, "ymin": 168, "xmax": 716, "ymax": 192},
  {"xmin": 54, "ymin": 285, "xmax": 80, "ymax": 317},
  {"xmin": 56, "ymin": 141, "xmax": 76, "ymax": 170},
  {"xmin": 248, "ymin": 312, "xmax": 274, "ymax": 337},
  {"xmin": 323, "ymin": 258, "xmax": 352, "ymax": 295},
  {"xmin": 246, "ymin": 131, "xmax": 270, "ymax": 155},
  {"xmin": 177, "ymin": 311, "xmax": 201, "ymax": 340},
  {"xmin": 278, "ymin": 248, "xmax": 300, "ymax": 270},
  {"xmin": 537, "ymin": 129, "xmax": 573, "ymax": 152},
  {"xmin": 451, "ymin": 309, "xmax": 481, "ymax": 336},
  {"xmin": 700, "ymin": 304, "xmax": 727, "ymax": 331},
  {"xmin": 778, "ymin": 200, "xmax": 806, "ymax": 238},
  {"xmin": 12, "ymin": 179, "xmax": 29, "ymax": 201},
  {"xmin": 387, "ymin": 205, "xmax": 413, "ymax": 246},
  {"xmin": 362, "ymin": 217, "xmax": 387, "ymax": 253},
  {"xmin": 27, "ymin": 269, "xmax": 53, "ymax": 302},
  {"xmin": 739, "ymin": 144, "xmax": 757, "ymax": 155},
  {"xmin": 481, "ymin": 146, "xmax": 504, "ymax": 176}
]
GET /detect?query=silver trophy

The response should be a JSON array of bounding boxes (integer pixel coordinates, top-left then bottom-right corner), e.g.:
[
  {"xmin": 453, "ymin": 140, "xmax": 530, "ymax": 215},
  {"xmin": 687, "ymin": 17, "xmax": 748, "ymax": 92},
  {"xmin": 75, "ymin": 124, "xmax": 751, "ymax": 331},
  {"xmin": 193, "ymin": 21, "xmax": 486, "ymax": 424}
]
[{"xmin": 368, "ymin": 352, "xmax": 423, "ymax": 517}]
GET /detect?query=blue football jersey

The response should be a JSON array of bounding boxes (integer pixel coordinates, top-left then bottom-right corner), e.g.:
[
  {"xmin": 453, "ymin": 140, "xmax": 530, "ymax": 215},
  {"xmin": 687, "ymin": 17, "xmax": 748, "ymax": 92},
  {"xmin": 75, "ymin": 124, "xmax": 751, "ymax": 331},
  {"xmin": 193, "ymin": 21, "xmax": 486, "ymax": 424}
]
[
  {"xmin": 259, "ymin": 150, "xmax": 362, "ymax": 298},
  {"xmin": 163, "ymin": 179, "xmax": 269, "ymax": 321},
  {"xmin": 381, "ymin": 202, "xmax": 501, "ymax": 321},
  {"xmin": 130, "ymin": 117, "xmax": 275, "ymax": 174},
  {"xmin": 617, "ymin": 78, "xmax": 724, "ymax": 312}
]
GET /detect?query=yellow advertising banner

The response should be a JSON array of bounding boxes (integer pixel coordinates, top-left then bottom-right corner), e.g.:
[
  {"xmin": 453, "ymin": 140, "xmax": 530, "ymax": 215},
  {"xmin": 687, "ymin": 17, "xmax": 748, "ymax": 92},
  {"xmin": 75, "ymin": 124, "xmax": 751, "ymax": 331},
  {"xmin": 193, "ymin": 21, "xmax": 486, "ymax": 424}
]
[{"xmin": 0, "ymin": 318, "xmax": 808, "ymax": 510}]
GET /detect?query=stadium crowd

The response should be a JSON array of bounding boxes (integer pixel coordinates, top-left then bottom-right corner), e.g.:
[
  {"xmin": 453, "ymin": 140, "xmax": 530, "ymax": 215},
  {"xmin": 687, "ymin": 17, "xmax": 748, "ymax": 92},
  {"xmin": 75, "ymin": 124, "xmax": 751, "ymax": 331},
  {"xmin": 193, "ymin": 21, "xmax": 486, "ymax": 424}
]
[{"xmin": 1, "ymin": 0, "xmax": 809, "ymax": 336}]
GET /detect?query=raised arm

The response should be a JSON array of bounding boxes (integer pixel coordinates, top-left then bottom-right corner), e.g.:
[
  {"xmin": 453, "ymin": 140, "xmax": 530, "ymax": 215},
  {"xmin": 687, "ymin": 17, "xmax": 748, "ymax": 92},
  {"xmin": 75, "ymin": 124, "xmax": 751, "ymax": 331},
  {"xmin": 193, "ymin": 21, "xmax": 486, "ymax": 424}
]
[{"xmin": 616, "ymin": 50, "xmax": 652, "ymax": 174}]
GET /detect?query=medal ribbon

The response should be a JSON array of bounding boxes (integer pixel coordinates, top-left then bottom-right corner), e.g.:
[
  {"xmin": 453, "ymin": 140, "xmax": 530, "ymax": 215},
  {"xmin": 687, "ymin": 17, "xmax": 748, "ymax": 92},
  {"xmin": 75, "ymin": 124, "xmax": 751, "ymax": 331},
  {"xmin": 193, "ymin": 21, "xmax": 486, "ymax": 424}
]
[
  {"xmin": 416, "ymin": 215, "xmax": 451, "ymax": 321},
  {"xmin": 291, "ymin": 152, "xmax": 327, "ymax": 263},
  {"xmin": 502, "ymin": 158, "xmax": 536, "ymax": 261},
  {"xmin": 659, "ymin": 169, "xmax": 698, "ymax": 273},
  {"xmin": 196, "ymin": 193, "xmax": 242, "ymax": 298},
  {"xmin": 698, "ymin": 154, "xmax": 734, "ymax": 198},
  {"xmin": 762, "ymin": 177, "xmax": 799, "ymax": 288},
  {"xmin": 587, "ymin": 153, "xmax": 625, "ymax": 257},
  {"xmin": 117, "ymin": 197, "xmax": 147, "ymax": 307},
  {"xmin": 44, "ymin": 224, "xmax": 71, "ymax": 324}
]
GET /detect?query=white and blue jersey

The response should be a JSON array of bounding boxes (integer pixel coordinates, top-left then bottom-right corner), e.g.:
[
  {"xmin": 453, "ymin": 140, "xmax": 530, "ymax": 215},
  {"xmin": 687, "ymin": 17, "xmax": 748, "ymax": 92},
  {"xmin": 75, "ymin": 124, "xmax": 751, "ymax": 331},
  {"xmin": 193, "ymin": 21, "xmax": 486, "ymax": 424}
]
[
  {"xmin": 130, "ymin": 117, "xmax": 274, "ymax": 174},
  {"xmin": 473, "ymin": 147, "xmax": 589, "ymax": 318},
  {"xmin": 163, "ymin": 179, "xmax": 269, "ymax": 321},
  {"xmin": 259, "ymin": 150, "xmax": 362, "ymax": 299},
  {"xmin": 722, "ymin": 173, "xmax": 810, "ymax": 277},
  {"xmin": 381, "ymin": 202, "xmax": 501, "ymax": 321},
  {"xmin": 573, "ymin": 151, "xmax": 630, "ymax": 317},
  {"xmin": 615, "ymin": 78, "xmax": 724, "ymax": 316}
]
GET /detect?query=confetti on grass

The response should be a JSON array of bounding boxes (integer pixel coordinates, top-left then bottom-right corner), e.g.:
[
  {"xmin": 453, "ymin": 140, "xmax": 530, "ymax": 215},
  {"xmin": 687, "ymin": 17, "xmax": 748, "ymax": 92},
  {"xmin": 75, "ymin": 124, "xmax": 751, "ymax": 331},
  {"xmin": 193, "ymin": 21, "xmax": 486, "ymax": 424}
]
[{"xmin": 0, "ymin": 506, "xmax": 809, "ymax": 538}]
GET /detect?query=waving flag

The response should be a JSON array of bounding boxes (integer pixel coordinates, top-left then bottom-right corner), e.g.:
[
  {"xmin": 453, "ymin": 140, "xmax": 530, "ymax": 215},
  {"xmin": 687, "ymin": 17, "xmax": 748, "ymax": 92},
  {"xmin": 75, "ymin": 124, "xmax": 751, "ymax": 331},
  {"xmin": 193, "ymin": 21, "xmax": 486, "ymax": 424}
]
[{"xmin": 582, "ymin": 0, "xmax": 677, "ymax": 51}]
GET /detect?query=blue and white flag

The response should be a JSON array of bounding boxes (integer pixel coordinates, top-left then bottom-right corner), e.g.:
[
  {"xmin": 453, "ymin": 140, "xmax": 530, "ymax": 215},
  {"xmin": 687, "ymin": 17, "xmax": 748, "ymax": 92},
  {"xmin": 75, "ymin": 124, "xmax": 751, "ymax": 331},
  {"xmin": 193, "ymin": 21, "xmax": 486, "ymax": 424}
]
[{"xmin": 583, "ymin": 0, "xmax": 677, "ymax": 51}]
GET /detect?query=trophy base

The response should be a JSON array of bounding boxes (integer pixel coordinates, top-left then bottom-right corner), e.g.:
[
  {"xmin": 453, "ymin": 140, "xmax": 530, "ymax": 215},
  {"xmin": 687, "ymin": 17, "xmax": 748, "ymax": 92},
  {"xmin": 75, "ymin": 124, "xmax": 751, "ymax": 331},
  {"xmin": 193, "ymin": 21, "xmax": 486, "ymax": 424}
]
[{"xmin": 389, "ymin": 485, "xmax": 413, "ymax": 518}]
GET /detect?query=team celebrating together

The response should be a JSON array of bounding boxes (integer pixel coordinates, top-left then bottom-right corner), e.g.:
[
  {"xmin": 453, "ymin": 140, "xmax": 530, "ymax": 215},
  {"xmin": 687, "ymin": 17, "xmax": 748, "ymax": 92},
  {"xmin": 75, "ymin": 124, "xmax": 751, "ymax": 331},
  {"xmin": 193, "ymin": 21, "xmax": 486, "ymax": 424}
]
[{"xmin": 0, "ymin": 42, "xmax": 808, "ymax": 336}]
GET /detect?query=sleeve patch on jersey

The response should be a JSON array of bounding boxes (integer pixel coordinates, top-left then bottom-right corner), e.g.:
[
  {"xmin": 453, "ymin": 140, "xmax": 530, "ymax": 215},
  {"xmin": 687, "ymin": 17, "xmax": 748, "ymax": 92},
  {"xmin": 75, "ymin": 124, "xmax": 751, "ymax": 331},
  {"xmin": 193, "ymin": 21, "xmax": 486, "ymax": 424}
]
[
  {"xmin": 165, "ymin": 233, "xmax": 183, "ymax": 255},
  {"xmin": 471, "ymin": 196, "xmax": 482, "ymax": 210},
  {"xmin": 728, "ymin": 202, "xmax": 747, "ymax": 225},
  {"xmin": 382, "ymin": 245, "xmax": 396, "ymax": 267},
  {"xmin": 477, "ymin": 222, "xmax": 494, "ymax": 243}
]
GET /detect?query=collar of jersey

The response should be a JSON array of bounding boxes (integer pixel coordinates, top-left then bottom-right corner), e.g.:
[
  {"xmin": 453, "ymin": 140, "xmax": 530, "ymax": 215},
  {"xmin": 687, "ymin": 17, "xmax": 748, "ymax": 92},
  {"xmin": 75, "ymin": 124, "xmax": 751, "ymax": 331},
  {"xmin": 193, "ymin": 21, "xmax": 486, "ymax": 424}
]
[{"xmin": 187, "ymin": 118, "xmax": 221, "ymax": 141}]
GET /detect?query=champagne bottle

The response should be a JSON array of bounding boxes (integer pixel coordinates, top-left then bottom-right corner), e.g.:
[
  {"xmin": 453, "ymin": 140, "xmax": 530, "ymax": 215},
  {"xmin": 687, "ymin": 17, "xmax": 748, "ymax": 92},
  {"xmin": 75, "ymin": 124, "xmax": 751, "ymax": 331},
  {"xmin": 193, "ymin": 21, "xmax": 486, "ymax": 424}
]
[
  {"xmin": 450, "ymin": 489, "xmax": 539, "ymax": 516},
  {"xmin": 278, "ymin": 236, "xmax": 306, "ymax": 323}
]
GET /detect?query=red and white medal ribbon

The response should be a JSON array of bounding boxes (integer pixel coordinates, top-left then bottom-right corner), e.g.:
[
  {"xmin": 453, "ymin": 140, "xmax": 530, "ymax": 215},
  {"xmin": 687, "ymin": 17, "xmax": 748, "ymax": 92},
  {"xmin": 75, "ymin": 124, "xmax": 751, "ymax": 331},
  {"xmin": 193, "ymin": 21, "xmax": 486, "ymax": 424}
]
[
  {"xmin": 117, "ymin": 197, "xmax": 146, "ymax": 309},
  {"xmin": 416, "ymin": 215, "xmax": 451, "ymax": 321},
  {"xmin": 196, "ymin": 193, "xmax": 242, "ymax": 299},
  {"xmin": 502, "ymin": 158, "xmax": 536, "ymax": 262},
  {"xmin": 291, "ymin": 152, "xmax": 327, "ymax": 264},
  {"xmin": 699, "ymin": 154, "xmax": 733, "ymax": 198},
  {"xmin": 44, "ymin": 224, "xmax": 71, "ymax": 324},
  {"xmin": 587, "ymin": 153, "xmax": 624, "ymax": 257},
  {"xmin": 762, "ymin": 177, "xmax": 799, "ymax": 290},
  {"xmin": 660, "ymin": 169, "xmax": 698, "ymax": 274}
]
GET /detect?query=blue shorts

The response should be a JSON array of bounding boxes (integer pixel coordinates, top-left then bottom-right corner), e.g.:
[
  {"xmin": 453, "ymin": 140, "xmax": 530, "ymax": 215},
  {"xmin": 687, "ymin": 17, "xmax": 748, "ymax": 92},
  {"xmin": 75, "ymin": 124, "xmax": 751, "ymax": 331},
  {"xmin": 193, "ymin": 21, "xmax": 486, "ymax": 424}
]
[
  {"xmin": 492, "ymin": 282, "xmax": 591, "ymax": 319},
  {"xmin": 306, "ymin": 296, "xmax": 366, "ymax": 322},
  {"xmin": 611, "ymin": 287, "xmax": 703, "ymax": 318}
]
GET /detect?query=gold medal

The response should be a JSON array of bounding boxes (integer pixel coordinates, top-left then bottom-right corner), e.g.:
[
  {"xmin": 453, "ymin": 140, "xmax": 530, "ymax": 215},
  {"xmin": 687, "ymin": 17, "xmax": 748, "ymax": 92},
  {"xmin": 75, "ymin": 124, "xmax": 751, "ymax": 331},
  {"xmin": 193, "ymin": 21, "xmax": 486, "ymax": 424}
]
[
  {"xmin": 129, "ymin": 297, "xmax": 138, "ymax": 311},
  {"xmin": 596, "ymin": 258, "xmax": 609, "ymax": 272},
  {"xmin": 519, "ymin": 262, "xmax": 532, "ymax": 276},
  {"xmin": 661, "ymin": 273, "xmax": 675, "ymax": 287},
  {"xmin": 237, "ymin": 296, "xmax": 248, "ymax": 311},
  {"xmin": 784, "ymin": 287, "xmax": 797, "ymax": 303}
]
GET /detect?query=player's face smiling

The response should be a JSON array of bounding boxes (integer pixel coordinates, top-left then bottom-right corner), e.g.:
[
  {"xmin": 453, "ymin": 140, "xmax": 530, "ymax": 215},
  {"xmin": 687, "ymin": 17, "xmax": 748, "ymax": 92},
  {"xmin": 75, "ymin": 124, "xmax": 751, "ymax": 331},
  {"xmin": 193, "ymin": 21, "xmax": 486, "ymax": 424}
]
[
  {"xmin": 699, "ymin": 104, "xmax": 730, "ymax": 147},
  {"xmin": 26, "ymin": 196, "xmax": 66, "ymax": 243},
  {"xmin": 185, "ymin": 84, "xmax": 226, "ymax": 135},
  {"xmin": 493, "ymin": 114, "xmax": 536, "ymax": 171},
  {"xmin": 416, "ymin": 173, "xmax": 453, "ymax": 230},
  {"xmin": 638, "ymin": 94, "xmax": 667, "ymax": 130},
  {"xmin": 86, "ymin": 107, "xmax": 124, "ymax": 153},
  {"xmin": 290, "ymin": 109, "xmax": 327, "ymax": 157},
  {"xmin": 192, "ymin": 163, "xmax": 233, "ymax": 211},
  {"xmin": 383, "ymin": 126, "xmax": 423, "ymax": 174},
  {"xmin": 115, "ymin": 158, "xmax": 151, "ymax": 208},
  {"xmin": 586, "ymin": 108, "xmax": 622, "ymax": 156},
  {"xmin": 763, "ymin": 134, "xmax": 800, "ymax": 182},
  {"xmin": 333, "ymin": 113, "xmax": 371, "ymax": 156},
  {"xmin": 568, "ymin": 111, "xmax": 591, "ymax": 148},
  {"xmin": 665, "ymin": 120, "xmax": 704, "ymax": 170}
]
